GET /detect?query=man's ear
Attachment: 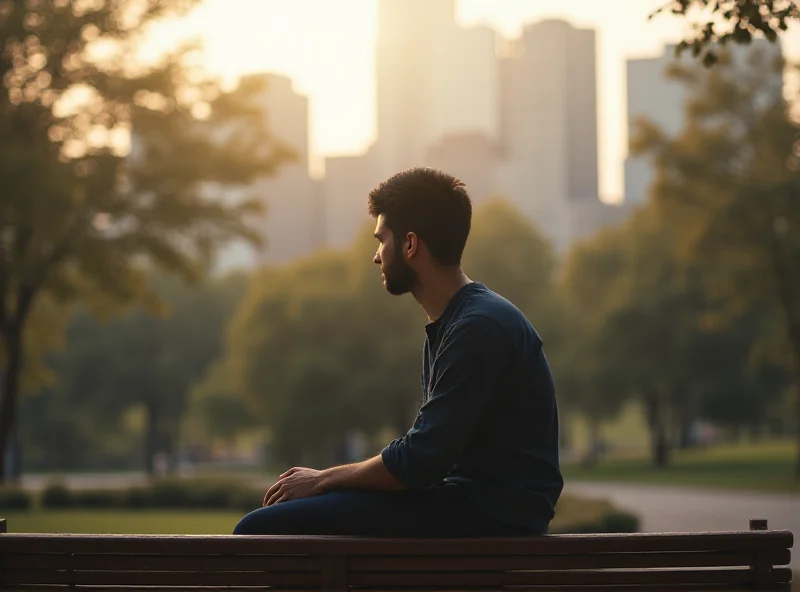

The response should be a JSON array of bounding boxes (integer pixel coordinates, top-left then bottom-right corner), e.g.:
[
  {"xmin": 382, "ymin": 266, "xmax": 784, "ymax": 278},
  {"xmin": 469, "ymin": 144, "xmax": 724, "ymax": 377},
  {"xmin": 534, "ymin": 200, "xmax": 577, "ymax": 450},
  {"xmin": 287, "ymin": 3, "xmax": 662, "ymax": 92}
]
[{"xmin": 405, "ymin": 232, "xmax": 418, "ymax": 257}]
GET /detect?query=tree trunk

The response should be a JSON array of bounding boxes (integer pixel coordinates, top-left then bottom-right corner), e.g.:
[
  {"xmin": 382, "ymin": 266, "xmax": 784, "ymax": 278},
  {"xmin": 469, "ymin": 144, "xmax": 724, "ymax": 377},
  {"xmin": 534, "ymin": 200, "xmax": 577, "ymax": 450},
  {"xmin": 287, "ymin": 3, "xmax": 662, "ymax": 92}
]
[
  {"xmin": 583, "ymin": 419, "xmax": 602, "ymax": 467},
  {"xmin": 0, "ymin": 325, "xmax": 23, "ymax": 484},
  {"xmin": 643, "ymin": 391, "xmax": 670, "ymax": 469},
  {"xmin": 144, "ymin": 400, "xmax": 160, "ymax": 476}
]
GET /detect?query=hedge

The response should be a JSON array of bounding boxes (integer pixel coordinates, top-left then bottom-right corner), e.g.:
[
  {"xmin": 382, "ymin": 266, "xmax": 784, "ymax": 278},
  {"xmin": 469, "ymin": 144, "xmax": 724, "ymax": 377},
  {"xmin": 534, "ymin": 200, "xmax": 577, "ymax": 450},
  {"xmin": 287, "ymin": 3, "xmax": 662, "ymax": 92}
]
[{"xmin": 0, "ymin": 488, "xmax": 33, "ymax": 511}]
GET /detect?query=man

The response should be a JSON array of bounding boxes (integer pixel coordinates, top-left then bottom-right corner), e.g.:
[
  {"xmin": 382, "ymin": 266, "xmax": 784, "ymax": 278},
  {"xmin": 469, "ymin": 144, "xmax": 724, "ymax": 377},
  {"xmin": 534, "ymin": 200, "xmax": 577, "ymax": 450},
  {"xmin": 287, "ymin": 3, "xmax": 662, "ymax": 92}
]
[{"xmin": 233, "ymin": 168, "xmax": 563, "ymax": 537}]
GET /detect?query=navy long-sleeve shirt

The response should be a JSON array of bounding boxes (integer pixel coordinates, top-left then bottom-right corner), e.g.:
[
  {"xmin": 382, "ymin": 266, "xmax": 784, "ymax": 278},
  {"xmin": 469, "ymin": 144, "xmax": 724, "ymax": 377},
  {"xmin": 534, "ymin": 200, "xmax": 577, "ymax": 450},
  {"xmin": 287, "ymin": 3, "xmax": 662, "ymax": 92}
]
[{"xmin": 381, "ymin": 282, "xmax": 563, "ymax": 533}]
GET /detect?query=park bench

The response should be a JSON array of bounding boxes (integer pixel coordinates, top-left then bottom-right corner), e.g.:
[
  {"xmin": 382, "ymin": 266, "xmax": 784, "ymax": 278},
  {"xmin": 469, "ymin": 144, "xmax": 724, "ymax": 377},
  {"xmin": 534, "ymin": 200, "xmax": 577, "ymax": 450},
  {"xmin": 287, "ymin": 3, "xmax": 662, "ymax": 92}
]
[{"xmin": 0, "ymin": 518, "xmax": 792, "ymax": 590}]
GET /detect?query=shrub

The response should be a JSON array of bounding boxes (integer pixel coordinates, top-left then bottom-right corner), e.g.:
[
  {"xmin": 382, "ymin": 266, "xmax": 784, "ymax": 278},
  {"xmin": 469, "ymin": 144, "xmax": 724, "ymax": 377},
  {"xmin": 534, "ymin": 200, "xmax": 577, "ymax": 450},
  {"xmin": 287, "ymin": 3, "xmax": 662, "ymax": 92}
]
[
  {"xmin": 40, "ymin": 483, "xmax": 73, "ymax": 508},
  {"xmin": 72, "ymin": 489, "xmax": 127, "ymax": 509},
  {"xmin": 553, "ymin": 509, "xmax": 640, "ymax": 534},
  {"xmin": 599, "ymin": 510, "xmax": 640, "ymax": 533},
  {"xmin": 0, "ymin": 488, "xmax": 33, "ymax": 510}
]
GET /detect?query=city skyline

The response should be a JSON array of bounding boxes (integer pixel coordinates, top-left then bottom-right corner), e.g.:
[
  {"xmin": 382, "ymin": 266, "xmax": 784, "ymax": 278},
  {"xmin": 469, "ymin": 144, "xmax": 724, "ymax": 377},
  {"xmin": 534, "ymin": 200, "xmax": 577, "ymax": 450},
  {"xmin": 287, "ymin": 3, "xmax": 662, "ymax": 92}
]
[{"xmin": 147, "ymin": 0, "xmax": 800, "ymax": 203}]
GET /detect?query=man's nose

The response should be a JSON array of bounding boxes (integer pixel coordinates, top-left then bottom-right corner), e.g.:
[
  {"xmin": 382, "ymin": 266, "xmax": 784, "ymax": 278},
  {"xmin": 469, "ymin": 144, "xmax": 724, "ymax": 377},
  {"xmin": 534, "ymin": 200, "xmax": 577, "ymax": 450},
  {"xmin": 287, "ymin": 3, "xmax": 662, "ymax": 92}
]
[{"xmin": 373, "ymin": 253, "xmax": 381, "ymax": 265}]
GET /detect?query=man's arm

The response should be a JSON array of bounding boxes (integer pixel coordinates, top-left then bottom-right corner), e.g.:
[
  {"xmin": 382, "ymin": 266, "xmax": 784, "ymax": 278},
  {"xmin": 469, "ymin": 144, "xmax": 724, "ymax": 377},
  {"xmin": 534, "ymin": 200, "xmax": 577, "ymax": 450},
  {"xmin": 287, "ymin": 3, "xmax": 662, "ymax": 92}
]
[
  {"xmin": 263, "ymin": 455, "xmax": 405, "ymax": 506},
  {"xmin": 380, "ymin": 316, "xmax": 512, "ymax": 489}
]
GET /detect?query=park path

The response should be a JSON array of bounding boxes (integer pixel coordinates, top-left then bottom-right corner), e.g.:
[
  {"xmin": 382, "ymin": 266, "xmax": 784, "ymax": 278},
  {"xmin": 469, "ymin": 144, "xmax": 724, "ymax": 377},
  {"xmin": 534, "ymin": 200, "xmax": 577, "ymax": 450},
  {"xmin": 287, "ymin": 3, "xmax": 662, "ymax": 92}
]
[{"xmin": 566, "ymin": 482, "xmax": 800, "ymax": 571}]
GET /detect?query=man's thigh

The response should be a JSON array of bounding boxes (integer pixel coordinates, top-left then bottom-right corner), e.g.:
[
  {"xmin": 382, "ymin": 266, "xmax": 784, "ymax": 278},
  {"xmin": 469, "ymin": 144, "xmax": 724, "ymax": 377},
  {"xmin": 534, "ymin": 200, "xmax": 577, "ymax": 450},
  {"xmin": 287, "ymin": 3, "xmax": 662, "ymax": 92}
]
[{"xmin": 233, "ymin": 487, "xmax": 519, "ymax": 537}]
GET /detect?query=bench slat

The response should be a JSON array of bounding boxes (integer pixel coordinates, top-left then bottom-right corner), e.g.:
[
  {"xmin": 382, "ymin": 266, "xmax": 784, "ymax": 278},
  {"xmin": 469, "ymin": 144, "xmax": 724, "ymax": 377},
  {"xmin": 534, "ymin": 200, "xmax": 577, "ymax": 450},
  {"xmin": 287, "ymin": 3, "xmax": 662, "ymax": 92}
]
[
  {"xmin": 0, "ymin": 569, "xmax": 321, "ymax": 587},
  {"xmin": 0, "ymin": 531, "xmax": 792, "ymax": 556},
  {"xmin": 349, "ymin": 548, "xmax": 791, "ymax": 571},
  {"xmin": 348, "ymin": 566, "xmax": 793, "ymax": 587},
  {"xmin": 1, "ymin": 553, "xmax": 321, "ymax": 572},
  {"xmin": 349, "ymin": 585, "xmax": 791, "ymax": 592}
]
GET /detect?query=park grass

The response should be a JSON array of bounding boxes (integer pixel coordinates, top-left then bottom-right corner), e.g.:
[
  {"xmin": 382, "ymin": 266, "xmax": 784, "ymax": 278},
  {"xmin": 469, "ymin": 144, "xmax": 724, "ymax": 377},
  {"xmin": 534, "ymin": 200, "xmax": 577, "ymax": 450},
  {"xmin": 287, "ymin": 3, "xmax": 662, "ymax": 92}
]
[
  {"xmin": 1, "ymin": 509, "xmax": 248, "ymax": 534},
  {"xmin": 1, "ymin": 495, "xmax": 614, "ymax": 535},
  {"xmin": 563, "ymin": 439, "xmax": 799, "ymax": 493}
]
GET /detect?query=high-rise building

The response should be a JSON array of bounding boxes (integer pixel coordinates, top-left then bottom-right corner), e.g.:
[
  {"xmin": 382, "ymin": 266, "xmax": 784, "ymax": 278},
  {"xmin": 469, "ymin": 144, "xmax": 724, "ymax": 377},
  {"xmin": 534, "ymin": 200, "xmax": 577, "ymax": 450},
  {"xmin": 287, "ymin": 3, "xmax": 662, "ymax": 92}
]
[
  {"xmin": 323, "ymin": 148, "xmax": 383, "ymax": 250},
  {"xmin": 624, "ymin": 47, "xmax": 688, "ymax": 205},
  {"xmin": 215, "ymin": 73, "xmax": 323, "ymax": 271},
  {"xmin": 624, "ymin": 40, "xmax": 783, "ymax": 204},
  {"xmin": 425, "ymin": 132, "xmax": 499, "ymax": 207},
  {"xmin": 375, "ymin": 0, "xmax": 498, "ymax": 178},
  {"xmin": 498, "ymin": 19, "xmax": 599, "ymax": 251}
]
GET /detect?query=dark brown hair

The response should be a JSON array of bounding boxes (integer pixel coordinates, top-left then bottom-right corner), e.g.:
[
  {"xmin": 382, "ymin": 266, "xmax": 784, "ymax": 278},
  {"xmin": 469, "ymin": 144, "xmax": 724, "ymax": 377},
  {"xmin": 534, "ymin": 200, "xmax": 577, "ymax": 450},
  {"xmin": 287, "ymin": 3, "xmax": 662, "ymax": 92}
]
[{"xmin": 368, "ymin": 167, "xmax": 471, "ymax": 266}]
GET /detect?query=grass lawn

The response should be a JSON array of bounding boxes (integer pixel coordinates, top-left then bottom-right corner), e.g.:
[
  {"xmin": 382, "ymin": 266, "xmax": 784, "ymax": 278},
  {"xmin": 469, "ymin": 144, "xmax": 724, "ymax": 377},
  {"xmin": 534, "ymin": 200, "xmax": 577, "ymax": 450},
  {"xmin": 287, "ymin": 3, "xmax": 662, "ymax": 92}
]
[
  {"xmin": 563, "ymin": 439, "xmax": 799, "ymax": 493},
  {"xmin": 1, "ymin": 509, "xmax": 248, "ymax": 534},
  {"xmin": 1, "ymin": 494, "xmax": 615, "ymax": 535}
]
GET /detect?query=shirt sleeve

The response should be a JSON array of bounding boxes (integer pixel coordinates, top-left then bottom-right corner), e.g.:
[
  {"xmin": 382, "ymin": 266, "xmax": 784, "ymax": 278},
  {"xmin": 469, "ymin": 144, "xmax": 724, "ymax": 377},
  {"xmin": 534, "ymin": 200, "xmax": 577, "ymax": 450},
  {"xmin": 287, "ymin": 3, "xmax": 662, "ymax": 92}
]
[{"xmin": 381, "ymin": 315, "xmax": 512, "ymax": 489}]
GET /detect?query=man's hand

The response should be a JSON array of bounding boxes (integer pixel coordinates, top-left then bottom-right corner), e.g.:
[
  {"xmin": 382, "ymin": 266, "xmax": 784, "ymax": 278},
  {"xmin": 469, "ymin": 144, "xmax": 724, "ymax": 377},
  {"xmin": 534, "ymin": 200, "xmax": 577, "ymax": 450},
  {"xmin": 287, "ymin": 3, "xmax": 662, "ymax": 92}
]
[{"xmin": 263, "ymin": 467, "xmax": 323, "ymax": 506}]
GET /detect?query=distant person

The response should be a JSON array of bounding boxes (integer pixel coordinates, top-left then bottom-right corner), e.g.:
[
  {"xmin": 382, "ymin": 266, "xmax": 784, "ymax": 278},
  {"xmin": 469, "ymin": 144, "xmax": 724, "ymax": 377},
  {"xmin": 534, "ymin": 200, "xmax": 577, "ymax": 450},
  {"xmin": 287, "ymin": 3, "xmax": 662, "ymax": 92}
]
[{"xmin": 233, "ymin": 167, "xmax": 563, "ymax": 537}]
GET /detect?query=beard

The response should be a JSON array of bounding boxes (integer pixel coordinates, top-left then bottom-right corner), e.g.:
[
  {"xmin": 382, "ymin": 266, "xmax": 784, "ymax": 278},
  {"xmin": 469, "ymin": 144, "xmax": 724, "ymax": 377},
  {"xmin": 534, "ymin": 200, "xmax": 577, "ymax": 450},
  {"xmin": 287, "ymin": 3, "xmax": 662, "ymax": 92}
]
[{"xmin": 383, "ymin": 245, "xmax": 418, "ymax": 296}]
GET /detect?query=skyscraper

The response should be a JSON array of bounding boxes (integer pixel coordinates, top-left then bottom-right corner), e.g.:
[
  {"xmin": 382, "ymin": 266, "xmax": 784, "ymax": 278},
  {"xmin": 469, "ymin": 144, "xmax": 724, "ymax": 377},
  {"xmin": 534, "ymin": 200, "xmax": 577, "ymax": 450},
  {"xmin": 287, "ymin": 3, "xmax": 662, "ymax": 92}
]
[
  {"xmin": 375, "ymin": 0, "xmax": 498, "ymax": 178},
  {"xmin": 624, "ymin": 47, "xmax": 688, "ymax": 205},
  {"xmin": 498, "ymin": 19, "xmax": 599, "ymax": 251},
  {"xmin": 214, "ymin": 74, "xmax": 323, "ymax": 271},
  {"xmin": 624, "ymin": 40, "xmax": 783, "ymax": 205}
]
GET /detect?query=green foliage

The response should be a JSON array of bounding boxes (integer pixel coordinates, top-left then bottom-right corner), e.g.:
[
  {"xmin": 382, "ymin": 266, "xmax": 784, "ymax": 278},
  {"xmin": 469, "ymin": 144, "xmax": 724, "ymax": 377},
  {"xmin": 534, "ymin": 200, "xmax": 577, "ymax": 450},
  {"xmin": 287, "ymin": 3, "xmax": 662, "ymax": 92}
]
[
  {"xmin": 650, "ymin": 1, "xmax": 798, "ymax": 66},
  {"xmin": 0, "ymin": 487, "xmax": 33, "ymax": 510},
  {"xmin": 40, "ymin": 483, "xmax": 73, "ymax": 508},
  {"xmin": 632, "ymin": 44, "xmax": 800, "ymax": 476},
  {"xmin": 554, "ymin": 511, "xmax": 640, "ymax": 534},
  {"xmin": 0, "ymin": 0, "xmax": 290, "ymax": 478},
  {"xmin": 39, "ymin": 479, "xmax": 261, "ymax": 512},
  {"xmin": 19, "ymin": 272, "xmax": 249, "ymax": 473}
]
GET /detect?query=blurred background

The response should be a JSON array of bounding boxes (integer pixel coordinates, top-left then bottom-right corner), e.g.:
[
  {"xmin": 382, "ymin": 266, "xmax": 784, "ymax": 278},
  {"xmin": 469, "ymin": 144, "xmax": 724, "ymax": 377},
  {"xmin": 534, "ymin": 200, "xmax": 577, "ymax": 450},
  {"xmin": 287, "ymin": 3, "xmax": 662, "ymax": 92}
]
[{"xmin": 0, "ymin": 0, "xmax": 798, "ymax": 572}]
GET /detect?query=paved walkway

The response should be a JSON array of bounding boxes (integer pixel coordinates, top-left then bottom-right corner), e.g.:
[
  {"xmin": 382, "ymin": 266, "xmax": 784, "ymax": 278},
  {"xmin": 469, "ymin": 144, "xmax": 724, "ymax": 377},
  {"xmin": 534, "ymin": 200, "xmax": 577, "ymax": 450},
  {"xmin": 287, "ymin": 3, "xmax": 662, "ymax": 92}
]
[{"xmin": 566, "ymin": 482, "xmax": 800, "ymax": 571}]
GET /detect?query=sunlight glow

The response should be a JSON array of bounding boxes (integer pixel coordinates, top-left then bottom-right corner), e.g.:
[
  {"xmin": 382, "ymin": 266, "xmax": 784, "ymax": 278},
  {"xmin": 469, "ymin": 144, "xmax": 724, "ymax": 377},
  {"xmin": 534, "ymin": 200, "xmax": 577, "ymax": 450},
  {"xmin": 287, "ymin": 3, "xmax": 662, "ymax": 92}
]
[{"xmin": 144, "ymin": 0, "xmax": 800, "ymax": 200}]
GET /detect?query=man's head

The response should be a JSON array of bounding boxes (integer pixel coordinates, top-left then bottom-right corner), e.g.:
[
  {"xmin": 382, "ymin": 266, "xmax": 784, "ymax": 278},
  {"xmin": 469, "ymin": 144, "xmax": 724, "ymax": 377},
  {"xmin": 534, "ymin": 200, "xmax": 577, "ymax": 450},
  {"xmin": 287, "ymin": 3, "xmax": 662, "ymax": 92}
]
[{"xmin": 369, "ymin": 167, "xmax": 472, "ymax": 295}]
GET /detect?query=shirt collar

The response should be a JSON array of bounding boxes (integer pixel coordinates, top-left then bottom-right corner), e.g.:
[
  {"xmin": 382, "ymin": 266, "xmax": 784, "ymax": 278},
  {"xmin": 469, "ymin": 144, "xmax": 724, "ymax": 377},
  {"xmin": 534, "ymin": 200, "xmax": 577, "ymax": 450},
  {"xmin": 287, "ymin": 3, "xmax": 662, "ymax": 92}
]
[{"xmin": 424, "ymin": 281, "xmax": 480, "ymax": 339}]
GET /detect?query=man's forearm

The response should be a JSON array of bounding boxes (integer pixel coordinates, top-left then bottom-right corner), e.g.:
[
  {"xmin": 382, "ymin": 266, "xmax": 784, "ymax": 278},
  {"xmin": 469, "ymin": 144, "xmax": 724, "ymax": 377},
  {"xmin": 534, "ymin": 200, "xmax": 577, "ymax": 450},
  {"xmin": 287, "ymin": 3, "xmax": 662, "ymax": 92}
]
[{"xmin": 319, "ymin": 454, "xmax": 407, "ymax": 493}]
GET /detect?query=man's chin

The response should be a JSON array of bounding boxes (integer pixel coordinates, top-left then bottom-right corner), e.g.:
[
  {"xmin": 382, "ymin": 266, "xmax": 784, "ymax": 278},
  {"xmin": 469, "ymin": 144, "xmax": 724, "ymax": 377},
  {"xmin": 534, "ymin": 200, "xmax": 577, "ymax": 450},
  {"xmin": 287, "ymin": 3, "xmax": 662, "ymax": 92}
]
[{"xmin": 383, "ymin": 280, "xmax": 409, "ymax": 296}]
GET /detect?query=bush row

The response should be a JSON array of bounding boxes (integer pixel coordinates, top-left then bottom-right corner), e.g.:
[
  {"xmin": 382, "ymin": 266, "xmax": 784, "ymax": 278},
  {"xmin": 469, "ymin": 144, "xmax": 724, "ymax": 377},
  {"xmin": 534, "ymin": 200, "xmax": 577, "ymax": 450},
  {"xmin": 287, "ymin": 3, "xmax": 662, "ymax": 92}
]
[
  {"xmin": 0, "ymin": 488, "xmax": 33, "ymax": 510},
  {"xmin": 553, "ymin": 510, "xmax": 640, "ymax": 534},
  {"xmin": 39, "ymin": 481, "xmax": 262, "ymax": 512}
]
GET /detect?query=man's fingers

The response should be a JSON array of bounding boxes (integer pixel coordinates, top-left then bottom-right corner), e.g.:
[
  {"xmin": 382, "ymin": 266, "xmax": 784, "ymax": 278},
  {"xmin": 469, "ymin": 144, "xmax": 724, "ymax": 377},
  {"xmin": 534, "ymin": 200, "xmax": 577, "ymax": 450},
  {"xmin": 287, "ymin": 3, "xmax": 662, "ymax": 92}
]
[
  {"xmin": 263, "ymin": 482, "xmax": 281, "ymax": 506},
  {"xmin": 279, "ymin": 468, "xmax": 296, "ymax": 479},
  {"xmin": 266, "ymin": 485, "xmax": 285, "ymax": 507}
]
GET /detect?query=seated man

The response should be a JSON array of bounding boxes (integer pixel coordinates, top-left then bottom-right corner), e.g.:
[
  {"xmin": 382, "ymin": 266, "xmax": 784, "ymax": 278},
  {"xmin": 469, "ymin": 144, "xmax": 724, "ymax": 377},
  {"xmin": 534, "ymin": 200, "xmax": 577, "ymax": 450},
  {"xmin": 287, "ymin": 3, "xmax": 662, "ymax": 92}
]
[{"xmin": 233, "ymin": 167, "xmax": 563, "ymax": 537}]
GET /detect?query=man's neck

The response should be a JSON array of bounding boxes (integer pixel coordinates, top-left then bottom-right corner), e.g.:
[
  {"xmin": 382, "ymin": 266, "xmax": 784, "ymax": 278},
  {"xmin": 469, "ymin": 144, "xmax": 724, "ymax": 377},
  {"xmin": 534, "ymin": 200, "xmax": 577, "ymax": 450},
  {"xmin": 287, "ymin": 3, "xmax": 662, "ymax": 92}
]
[{"xmin": 412, "ymin": 268, "xmax": 473, "ymax": 323}]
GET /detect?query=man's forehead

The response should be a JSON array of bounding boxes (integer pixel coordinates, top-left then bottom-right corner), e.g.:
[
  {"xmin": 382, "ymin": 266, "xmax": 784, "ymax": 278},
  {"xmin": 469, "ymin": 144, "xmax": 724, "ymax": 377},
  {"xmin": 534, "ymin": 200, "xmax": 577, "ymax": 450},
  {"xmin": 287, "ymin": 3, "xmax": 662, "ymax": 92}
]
[{"xmin": 374, "ymin": 215, "xmax": 387, "ymax": 236}]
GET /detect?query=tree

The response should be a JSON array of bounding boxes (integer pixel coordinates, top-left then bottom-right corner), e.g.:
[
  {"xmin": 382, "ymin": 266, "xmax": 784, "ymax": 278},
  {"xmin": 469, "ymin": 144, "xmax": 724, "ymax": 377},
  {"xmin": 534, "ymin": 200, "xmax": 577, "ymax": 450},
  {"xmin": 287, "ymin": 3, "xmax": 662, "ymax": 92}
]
[
  {"xmin": 556, "ymin": 224, "xmax": 633, "ymax": 464},
  {"xmin": 650, "ymin": 0, "xmax": 799, "ymax": 65},
  {"xmin": 18, "ymin": 271, "xmax": 248, "ymax": 473},
  {"xmin": 632, "ymin": 45, "xmax": 800, "ymax": 476},
  {"xmin": 0, "ymin": 0, "xmax": 289, "ymax": 480}
]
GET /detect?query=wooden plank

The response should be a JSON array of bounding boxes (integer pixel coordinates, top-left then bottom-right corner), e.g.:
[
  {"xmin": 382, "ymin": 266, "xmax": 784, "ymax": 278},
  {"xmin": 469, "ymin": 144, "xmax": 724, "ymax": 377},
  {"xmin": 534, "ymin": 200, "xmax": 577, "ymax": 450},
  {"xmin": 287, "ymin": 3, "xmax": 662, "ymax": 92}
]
[
  {"xmin": 0, "ymin": 569, "xmax": 321, "ymax": 587},
  {"xmin": 0, "ymin": 553, "xmax": 321, "ymax": 572},
  {"xmin": 351, "ymin": 585, "xmax": 791, "ymax": 592},
  {"xmin": 348, "ymin": 566, "xmax": 793, "ymax": 587},
  {"xmin": 349, "ymin": 549, "xmax": 791, "ymax": 571},
  {"xmin": 2, "ymin": 587, "xmax": 300, "ymax": 591},
  {"xmin": 0, "ymin": 530, "xmax": 792, "ymax": 555}
]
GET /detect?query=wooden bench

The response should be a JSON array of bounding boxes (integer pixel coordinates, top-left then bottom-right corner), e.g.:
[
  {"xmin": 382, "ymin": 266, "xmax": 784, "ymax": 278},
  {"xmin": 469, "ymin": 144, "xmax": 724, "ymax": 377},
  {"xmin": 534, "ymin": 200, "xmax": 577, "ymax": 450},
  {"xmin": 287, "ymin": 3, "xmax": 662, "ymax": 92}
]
[{"xmin": 0, "ymin": 518, "xmax": 792, "ymax": 590}]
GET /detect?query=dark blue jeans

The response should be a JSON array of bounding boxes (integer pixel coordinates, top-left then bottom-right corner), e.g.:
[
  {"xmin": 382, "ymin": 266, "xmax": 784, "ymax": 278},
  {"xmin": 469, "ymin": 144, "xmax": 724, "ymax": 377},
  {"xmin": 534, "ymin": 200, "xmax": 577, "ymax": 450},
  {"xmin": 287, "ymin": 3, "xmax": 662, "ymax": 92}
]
[{"xmin": 232, "ymin": 484, "xmax": 533, "ymax": 537}]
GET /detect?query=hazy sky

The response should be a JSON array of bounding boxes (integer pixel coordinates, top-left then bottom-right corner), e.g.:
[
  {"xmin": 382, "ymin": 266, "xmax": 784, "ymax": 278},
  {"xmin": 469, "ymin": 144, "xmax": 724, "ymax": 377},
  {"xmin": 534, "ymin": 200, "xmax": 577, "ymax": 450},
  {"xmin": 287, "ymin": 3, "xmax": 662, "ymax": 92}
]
[{"xmin": 151, "ymin": 0, "xmax": 800, "ymax": 201}]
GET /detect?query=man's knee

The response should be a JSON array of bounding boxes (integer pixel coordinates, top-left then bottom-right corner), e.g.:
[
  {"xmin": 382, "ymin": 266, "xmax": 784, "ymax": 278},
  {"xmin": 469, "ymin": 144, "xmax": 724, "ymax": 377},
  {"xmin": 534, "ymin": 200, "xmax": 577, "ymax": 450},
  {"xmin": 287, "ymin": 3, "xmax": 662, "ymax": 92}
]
[{"xmin": 232, "ymin": 508, "xmax": 265, "ymax": 535}]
